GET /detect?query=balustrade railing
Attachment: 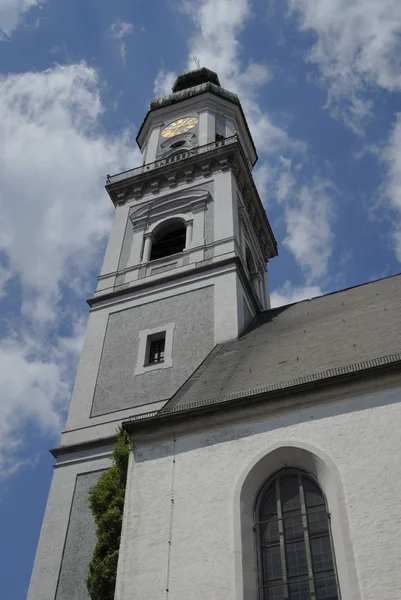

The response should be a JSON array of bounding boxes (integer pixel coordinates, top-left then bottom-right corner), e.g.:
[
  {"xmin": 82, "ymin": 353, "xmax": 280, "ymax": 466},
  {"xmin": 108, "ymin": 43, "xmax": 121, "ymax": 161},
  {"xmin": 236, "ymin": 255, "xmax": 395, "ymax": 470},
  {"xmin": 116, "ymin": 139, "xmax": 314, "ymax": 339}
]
[{"xmin": 106, "ymin": 134, "xmax": 238, "ymax": 185}]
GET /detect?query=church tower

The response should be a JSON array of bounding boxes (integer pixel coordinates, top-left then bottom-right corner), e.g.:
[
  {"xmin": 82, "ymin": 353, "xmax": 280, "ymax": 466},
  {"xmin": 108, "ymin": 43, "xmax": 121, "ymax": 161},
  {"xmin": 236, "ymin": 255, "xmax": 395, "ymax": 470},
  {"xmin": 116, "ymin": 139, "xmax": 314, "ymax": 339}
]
[
  {"xmin": 28, "ymin": 66, "xmax": 401, "ymax": 600},
  {"xmin": 28, "ymin": 68, "xmax": 277, "ymax": 600}
]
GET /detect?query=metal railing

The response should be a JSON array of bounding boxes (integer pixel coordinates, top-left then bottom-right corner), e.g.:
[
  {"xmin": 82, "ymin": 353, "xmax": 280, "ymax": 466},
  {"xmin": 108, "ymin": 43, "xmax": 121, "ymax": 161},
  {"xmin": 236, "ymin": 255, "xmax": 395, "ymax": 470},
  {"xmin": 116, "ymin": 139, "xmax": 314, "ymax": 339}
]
[{"xmin": 106, "ymin": 135, "xmax": 238, "ymax": 185}]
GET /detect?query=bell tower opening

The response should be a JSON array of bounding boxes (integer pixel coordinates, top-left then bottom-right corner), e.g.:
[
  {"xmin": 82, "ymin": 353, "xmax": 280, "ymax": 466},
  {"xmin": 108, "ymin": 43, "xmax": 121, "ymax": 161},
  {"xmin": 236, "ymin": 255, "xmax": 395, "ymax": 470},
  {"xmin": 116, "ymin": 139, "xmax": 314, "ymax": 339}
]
[{"xmin": 149, "ymin": 219, "xmax": 187, "ymax": 261}]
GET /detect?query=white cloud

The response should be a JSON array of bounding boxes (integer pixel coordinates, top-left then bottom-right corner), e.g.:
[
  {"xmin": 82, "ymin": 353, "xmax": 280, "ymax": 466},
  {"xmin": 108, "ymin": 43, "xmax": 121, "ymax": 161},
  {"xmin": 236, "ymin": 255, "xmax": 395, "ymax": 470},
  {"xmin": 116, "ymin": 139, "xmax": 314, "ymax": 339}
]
[
  {"xmin": 283, "ymin": 177, "xmax": 334, "ymax": 281},
  {"xmin": 157, "ymin": 0, "xmax": 333, "ymax": 282},
  {"xmin": 383, "ymin": 113, "xmax": 401, "ymax": 262},
  {"xmin": 0, "ymin": 264, "xmax": 12, "ymax": 298},
  {"xmin": 268, "ymin": 158, "xmax": 335, "ymax": 281},
  {"xmin": 275, "ymin": 157, "xmax": 296, "ymax": 203},
  {"xmin": 289, "ymin": 0, "xmax": 401, "ymax": 132},
  {"xmin": 0, "ymin": 62, "xmax": 139, "ymax": 322},
  {"xmin": 0, "ymin": 63, "xmax": 140, "ymax": 475},
  {"xmin": 157, "ymin": 0, "xmax": 304, "ymax": 155},
  {"xmin": 0, "ymin": 327, "xmax": 77, "ymax": 477},
  {"xmin": 253, "ymin": 163, "xmax": 271, "ymax": 206},
  {"xmin": 0, "ymin": 0, "xmax": 42, "ymax": 37},
  {"xmin": 110, "ymin": 20, "xmax": 134, "ymax": 39},
  {"xmin": 153, "ymin": 69, "xmax": 177, "ymax": 97},
  {"xmin": 110, "ymin": 20, "xmax": 135, "ymax": 64},
  {"xmin": 270, "ymin": 280, "xmax": 323, "ymax": 308}
]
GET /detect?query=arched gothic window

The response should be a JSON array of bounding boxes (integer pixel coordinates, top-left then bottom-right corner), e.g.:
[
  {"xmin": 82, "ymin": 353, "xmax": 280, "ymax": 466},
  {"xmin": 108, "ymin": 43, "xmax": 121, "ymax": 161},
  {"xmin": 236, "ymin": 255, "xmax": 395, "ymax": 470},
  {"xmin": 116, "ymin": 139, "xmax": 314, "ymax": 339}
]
[
  {"xmin": 255, "ymin": 470, "xmax": 340, "ymax": 600},
  {"xmin": 150, "ymin": 220, "xmax": 186, "ymax": 261}
]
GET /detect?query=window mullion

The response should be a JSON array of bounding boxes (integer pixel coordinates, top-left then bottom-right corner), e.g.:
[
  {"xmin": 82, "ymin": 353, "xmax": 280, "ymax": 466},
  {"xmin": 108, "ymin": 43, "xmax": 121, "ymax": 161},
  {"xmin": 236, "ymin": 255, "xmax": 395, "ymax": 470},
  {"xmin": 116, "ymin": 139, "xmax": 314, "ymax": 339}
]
[
  {"xmin": 299, "ymin": 473, "xmax": 316, "ymax": 599},
  {"xmin": 276, "ymin": 478, "xmax": 289, "ymax": 600}
]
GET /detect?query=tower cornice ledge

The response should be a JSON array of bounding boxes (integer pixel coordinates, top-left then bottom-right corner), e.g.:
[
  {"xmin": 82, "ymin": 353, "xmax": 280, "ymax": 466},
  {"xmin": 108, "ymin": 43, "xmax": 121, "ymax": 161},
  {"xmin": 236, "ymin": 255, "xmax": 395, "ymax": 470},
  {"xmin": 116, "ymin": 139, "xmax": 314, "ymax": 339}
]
[
  {"xmin": 105, "ymin": 135, "xmax": 278, "ymax": 261},
  {"xmin": 87, "ymin": 254, "xmax": 260, "ymax": 310}
]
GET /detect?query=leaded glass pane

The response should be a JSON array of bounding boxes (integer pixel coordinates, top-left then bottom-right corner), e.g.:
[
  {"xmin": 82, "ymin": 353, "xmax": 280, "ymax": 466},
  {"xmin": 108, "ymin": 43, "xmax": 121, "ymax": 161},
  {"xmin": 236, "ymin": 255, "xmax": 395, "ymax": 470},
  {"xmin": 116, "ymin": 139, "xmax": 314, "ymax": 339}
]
[
  {"xmin": 261, "ymin": 519, "xmax": 280, "ymax": 544},
  {"xmin": 264, "ymin": 583, "xmax": 286, "ymax": 600},
  {"xmin": 256, "ymin": 472, "xmax": 340, "ymax": 600},
  {"xmin": 304, "ymin": 478, "xmax": 325, "ymax": 508},
  {"xmin": 286, "ymin": 540, "xmax": 308, "ymax": 576},
  {"xmin": 262, "ymin": 545, "xmax": 282, "ymax": 581},
  {"xmin": 311, "ymin": 536, "xmax": 334, "ymax": 572},
  {"xmin": 281, "ymin": 475, "xmax": 301, "ymax": 513},
  {"xmin": 260, "ymin": 486, "xmax": 278, "ymax": 519},
  {"xmin": 315, "ymin": 574, "xmax": 338, "ymax": 599},
  {"xmin": 284, "ymin": 514, "xmax": 304, "ymax": 542},
  {"xmin": 307, "ymin": 510, "xmax": 329, "ymax": 536},
  {"xmin": 288, "ymin": 578, "xmax": 311, "ymax": 600}
]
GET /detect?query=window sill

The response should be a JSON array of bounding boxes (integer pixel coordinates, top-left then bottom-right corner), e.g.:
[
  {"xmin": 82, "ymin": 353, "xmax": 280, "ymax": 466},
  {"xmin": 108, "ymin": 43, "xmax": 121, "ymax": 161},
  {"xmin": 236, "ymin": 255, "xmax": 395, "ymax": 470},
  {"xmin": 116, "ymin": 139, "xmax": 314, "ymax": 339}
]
[{"xmin": 136, "ymin": 360, "xmax": 172, "ymax": 375}]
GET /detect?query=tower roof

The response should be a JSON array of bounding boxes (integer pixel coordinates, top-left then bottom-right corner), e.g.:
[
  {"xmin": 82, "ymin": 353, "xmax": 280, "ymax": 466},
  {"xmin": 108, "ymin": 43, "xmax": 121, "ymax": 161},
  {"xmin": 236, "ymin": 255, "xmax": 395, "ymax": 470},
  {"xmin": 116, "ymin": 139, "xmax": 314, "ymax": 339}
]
[
  {"xmin": 172, "ymin": 68, "xmax": 221, "ymax": 92},
  {"xmin": 136, "ymin": 67, "xmax": 257, "ymax": 163}
]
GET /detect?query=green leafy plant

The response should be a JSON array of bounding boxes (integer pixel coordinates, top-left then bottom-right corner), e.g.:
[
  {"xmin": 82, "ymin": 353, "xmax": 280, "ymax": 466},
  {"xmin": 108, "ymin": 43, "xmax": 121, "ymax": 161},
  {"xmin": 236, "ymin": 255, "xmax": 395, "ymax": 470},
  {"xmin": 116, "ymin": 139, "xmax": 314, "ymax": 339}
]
[{"xmin": 87, "ymin": 427, "xmax": 130, "ymax": 600}]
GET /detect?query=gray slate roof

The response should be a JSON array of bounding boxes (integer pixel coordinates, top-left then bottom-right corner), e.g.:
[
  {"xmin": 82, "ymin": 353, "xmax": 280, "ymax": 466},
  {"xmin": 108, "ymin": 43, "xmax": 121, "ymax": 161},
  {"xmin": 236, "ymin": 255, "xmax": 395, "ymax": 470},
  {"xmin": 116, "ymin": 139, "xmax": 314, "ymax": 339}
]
[{"xmin": 161, "ymin": 274, "xmax": 401, "ymax": 414}]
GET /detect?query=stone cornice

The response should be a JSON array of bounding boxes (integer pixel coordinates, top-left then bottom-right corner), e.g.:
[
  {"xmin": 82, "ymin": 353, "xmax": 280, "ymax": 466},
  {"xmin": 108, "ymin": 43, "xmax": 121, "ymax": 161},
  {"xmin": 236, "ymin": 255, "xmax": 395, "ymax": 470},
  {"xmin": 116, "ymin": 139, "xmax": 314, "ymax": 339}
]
[
  {"xmin": 106, "ymin": 137, "xmax": 277, "ymax": 261},
  {"xmin": 129, "ymin": 188, "xmax": 211, "ymax": 233},
  {"xmin": 88, "ymin": 254, "xmax": 251, "ymax": 308}
]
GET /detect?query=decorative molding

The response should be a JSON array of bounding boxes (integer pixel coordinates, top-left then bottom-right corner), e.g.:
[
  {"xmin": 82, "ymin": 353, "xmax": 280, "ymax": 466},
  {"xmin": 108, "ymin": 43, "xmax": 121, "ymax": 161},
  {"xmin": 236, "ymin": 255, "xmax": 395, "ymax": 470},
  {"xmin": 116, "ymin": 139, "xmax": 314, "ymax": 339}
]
[
  {"xmin": 150, "ymin": 181, "xmax": 160, "ymax": 194},
  {"xmin": 151, "ymin": 262, "xmax": 178, "ymax": 276},
  {"xmin": 167, "ymin": 174, "xmax": 177, "ymax": 188},
  {"xmin": 129, "ymin": 188, "xmax": 211, "ymax": 233},
  {"xmin": 132, "ymin": 186, "xmax": 143, "ymax": 199},
  {"xmin": 184, "ymin": 168, "xmax": 194, "ymax": 182},
  {"xmin": 115, "ymin": 191, "xmax": 126, "ymax": 205},
  {"xmin": 107, "ymin": 137, "xmax": 277, "ymax": 261},
  {"xmin": 201, "ymin": 163, "xmax": 211, "ymax": 177},
  {"xmin": 219, "ymin": 158, "xmax": 229, "ymax": 171}
]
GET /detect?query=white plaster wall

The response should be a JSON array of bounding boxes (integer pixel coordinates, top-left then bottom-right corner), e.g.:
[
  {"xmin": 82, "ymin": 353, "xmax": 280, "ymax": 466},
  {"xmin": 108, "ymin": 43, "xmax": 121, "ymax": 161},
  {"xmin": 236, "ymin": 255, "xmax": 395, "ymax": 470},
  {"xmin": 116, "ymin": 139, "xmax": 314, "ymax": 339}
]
[
  {"xmin": 27, "ymin": 450, "xmax": 112, "ymax": 600},
  {"xmin": 99, "ymin": 203, "xmax": 130, "ymax": 277},
  {"xmin": 116, "ymin": 385, "xmax": 401, "ymax": 600},
  {"xmin": 145, "ymin": 126, "xmax": 161, "ymax": 164},
  {"xmin": 65, "ymin": 261, "xmax": 242, "ymax": 441},
  {"xmin": 213, "ymin": 170, "xmax": 235, "ymax": 243},
  {"xmin": 236, "ymin": 271, "xmax": 256, "ymax": 334},
  {"xmin": 198, "ymin": 109, "xmax": 215, "ymax": 145}
]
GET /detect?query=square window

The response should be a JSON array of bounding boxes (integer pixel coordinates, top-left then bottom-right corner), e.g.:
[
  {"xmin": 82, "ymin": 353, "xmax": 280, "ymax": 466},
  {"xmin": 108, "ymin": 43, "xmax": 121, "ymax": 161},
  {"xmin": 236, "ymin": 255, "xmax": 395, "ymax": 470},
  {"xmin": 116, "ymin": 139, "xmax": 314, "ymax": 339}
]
[
  {"xmin": 147, "ymin": 335, "xmax": 165, "ymax": 365},
  {"xmin": 134, "ymin": 322, "xmax": 175, "ymax": 375}
]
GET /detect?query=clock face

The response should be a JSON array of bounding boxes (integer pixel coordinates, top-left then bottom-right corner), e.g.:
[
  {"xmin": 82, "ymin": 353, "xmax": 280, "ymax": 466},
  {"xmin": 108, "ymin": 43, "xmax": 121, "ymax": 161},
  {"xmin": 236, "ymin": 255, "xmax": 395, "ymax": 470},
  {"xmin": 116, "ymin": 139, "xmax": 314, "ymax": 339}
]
[{"xmin": 161, "ymin": 116, "xmax": 198, "ymax": 138}]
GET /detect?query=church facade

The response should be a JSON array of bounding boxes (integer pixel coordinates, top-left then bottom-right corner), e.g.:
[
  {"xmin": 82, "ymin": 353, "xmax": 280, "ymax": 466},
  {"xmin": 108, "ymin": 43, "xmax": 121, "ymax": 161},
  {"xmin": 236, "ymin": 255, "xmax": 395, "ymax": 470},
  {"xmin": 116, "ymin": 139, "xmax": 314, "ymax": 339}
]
[{"xmin": 28, "ymin": 68, "xmax": 401, "ymax": 600}]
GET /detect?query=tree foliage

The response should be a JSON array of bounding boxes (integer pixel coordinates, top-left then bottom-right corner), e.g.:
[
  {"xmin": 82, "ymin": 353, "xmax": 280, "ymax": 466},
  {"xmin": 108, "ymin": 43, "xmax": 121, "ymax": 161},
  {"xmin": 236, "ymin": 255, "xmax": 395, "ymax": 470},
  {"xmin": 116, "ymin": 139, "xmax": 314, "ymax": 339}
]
[{"xmin": 87, "ymin": 427, "xmax": 130, "ymax": 600}]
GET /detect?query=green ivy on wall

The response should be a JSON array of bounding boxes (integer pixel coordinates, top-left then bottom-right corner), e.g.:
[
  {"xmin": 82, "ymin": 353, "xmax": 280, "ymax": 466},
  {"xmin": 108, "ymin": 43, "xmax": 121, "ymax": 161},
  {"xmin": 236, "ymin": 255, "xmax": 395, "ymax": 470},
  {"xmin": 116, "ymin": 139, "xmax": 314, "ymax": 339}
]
[{"xmin": 87, "ymin": 427, "xmax": 129, "ymax": 600}]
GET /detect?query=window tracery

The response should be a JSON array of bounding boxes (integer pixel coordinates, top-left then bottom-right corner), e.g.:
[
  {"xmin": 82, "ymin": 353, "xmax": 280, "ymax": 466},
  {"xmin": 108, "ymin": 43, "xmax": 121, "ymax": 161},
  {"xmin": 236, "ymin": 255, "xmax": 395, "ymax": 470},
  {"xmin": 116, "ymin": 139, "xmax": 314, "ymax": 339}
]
[{"xmin": 255, "ymin": 470, "xmax": 340, "ymax": 600}]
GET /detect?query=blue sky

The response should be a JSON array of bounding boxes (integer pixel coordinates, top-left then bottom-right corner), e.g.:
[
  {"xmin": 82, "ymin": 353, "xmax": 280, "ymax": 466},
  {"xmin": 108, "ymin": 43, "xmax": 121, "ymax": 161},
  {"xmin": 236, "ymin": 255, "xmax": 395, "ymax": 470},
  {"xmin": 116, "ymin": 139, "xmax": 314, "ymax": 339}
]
[{"xmin": 1, "ymin": 0, "xmax": 401, "ymax": 598}]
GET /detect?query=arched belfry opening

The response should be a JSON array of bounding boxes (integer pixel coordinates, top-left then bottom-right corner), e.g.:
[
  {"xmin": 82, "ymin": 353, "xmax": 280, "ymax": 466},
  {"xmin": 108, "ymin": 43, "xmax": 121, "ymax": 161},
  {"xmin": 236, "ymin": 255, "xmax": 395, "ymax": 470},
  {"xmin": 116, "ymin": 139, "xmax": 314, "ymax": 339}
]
[{"xmin": 150, "ymin": 219, "xmax": 186, "ymax": 261}]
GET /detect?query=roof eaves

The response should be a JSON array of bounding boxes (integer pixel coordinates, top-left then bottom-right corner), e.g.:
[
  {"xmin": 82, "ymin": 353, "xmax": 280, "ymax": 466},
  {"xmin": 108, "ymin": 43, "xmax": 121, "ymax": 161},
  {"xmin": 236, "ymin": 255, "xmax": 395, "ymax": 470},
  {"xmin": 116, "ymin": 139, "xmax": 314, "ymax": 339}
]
[{"xmin": 122, "ymin": 352, "xmax": 401, "ymax": 432}]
